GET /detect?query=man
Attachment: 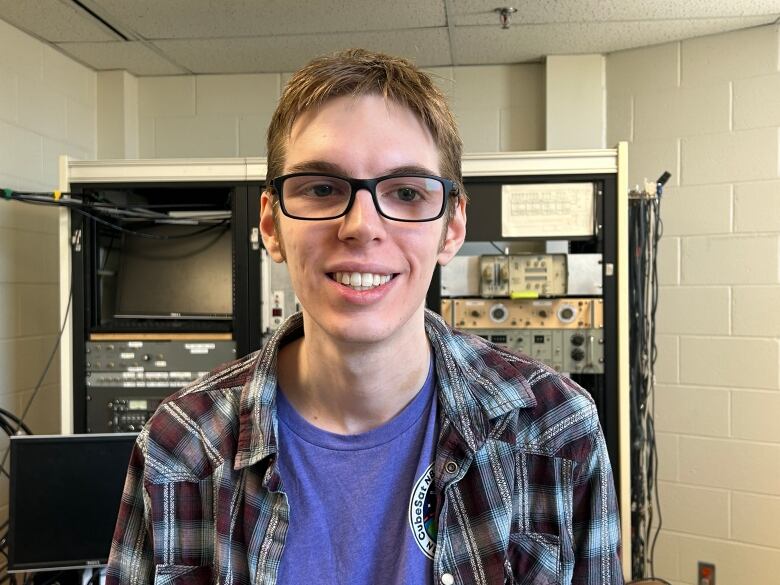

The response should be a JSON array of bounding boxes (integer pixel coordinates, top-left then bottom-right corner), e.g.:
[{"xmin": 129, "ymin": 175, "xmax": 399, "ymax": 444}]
[{"xmin": 106, "ymin": 49, "xmax": 623, "ymax": 584}]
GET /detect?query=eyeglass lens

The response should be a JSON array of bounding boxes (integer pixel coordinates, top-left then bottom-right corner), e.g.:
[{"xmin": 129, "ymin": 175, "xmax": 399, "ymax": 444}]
[{"xmin": 281, "ymin": 175, "xmax": 445, "ymax": 220}]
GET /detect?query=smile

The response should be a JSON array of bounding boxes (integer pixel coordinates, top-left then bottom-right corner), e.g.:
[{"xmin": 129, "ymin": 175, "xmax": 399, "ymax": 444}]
[{"xmin": 329, "ymin": 271, "xmax": 395, "ymax": 291}]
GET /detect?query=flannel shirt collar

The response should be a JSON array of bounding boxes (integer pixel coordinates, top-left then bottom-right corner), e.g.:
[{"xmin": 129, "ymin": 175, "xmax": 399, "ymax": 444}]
[{"xmin": 234, "ymin": 309, "xmax": 537, "ymax": 470}]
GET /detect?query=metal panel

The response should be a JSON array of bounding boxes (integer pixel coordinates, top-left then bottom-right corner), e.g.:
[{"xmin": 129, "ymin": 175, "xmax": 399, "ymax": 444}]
[
  {"xmin": 67, "ymin": 158, "xmax": 252, "ymax": 183},
  {"xmin": 462, "ymin": 149, "xmax": 618, "ymax": 176},
  {"xmin": 440, "ymin": 255, "xmax": 481, "ymax": 297},
  {"xmin": 567, "ymin": 253, "xmax": 604, "ymax": 295}
]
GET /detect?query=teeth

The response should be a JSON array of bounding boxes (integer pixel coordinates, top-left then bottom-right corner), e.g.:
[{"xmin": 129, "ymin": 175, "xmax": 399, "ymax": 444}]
[{"xmin": 333, "ymin": 271, "xmax": 393, "ymax": 290}]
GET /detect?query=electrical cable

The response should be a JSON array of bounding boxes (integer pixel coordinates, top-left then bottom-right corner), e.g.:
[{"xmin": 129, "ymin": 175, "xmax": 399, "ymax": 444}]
[
  {"xmin": 0, "ymin": 410, "xmax": 32, "ymax": 436},
  {"xmin": 489, "ymin": 241, "xmax": 506, "ymax": 254},
  {"xmin": 18, "ymin": 196, "xmax": 229, "ymax": 240},
  {"xmin": 3, "ymin": 189, "xmax": 231, "ymax": 240},
  {"xmin": 71, "ymin": 206, "xmax": 229, "ymax": 240},
  {"xmin": 628, "ymin": 173, "xmax": 667, "ymax": 580},
  {"xmin": 0, "ymin": 281, "xmax": 72, "ymax": 476},
  {"xmin": 648, "ymin": 194, "xmax": 664, "ymax": 575}
]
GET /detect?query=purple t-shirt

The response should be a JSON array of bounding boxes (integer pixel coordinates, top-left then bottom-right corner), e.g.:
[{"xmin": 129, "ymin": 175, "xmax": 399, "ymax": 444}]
[{"xmin": 275, "ymin": 361, "xmax": 438, "ymax": 585}]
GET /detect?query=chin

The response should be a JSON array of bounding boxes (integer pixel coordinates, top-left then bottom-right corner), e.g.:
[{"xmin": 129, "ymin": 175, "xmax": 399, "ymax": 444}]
[
  {"xmin": 325, "ymin": 317, "xmax": 399, "ymax": 345},
  {"xmin": 306, "ymin": 307, "xmax": 422, "ymax": 347}
]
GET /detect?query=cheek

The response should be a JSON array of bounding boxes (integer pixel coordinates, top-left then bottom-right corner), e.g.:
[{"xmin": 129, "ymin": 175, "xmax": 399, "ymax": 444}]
[
  {"xmin": 281, "ymin": 226, "xmax": 329, "ymax": 280},
  {"xmin": 401, "ymin": 230, "xmax": 444, "ymax": 274}
]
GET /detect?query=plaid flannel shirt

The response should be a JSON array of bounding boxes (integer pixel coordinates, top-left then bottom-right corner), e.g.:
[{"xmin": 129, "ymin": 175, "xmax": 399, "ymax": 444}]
[{"xmin": 106, "ymin": 310, "xmax": 623, "ymax": 585}]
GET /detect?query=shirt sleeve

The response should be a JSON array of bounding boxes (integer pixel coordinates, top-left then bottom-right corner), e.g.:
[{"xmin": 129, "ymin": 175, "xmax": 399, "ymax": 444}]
[
  {"xmin": 571, "ymin": 418, "xmax": 624, "ymax": 584},
  {"xmin": 105, "ymin": 439, "xmax": 154, "ymax": 585}
]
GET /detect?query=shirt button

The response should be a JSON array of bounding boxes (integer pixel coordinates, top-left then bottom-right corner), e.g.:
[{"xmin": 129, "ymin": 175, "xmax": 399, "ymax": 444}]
[
  {"xmin": 445, "ymin": 460, "xmax": 458, "ymax": 474},
  {"xmin": 440, "ymin": 573, "xmax": 455, "ymax": 585}
]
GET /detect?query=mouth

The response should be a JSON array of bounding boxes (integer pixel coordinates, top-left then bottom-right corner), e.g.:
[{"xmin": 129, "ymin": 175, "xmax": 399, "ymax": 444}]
[{"xmin": 328, "ymin": 271, "xmax": 397, "ymax": 291}]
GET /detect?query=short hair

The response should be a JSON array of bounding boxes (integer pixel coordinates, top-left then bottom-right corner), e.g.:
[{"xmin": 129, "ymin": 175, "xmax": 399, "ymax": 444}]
[{"xmin": 265, "ymin": 48, "xmax": 465, "ymax": 214}]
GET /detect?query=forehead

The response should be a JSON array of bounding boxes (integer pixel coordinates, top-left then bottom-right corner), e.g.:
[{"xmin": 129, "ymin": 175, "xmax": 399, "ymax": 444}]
[{"xmin": 284, "ymin": 94, "xmax": 441, "ymax": 176}]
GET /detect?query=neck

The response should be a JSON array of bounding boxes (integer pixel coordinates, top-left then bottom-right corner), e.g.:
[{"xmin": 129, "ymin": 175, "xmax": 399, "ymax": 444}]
[{"xmin": 276, "ymin": 310, "xmax": 432, "ymax": 434}]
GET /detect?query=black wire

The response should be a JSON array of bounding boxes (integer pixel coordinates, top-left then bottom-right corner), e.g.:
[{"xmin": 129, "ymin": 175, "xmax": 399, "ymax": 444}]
[
  {"xmin": 0, "ymin": 416, "xmax": 15, "ymax": 474},
  {"xmin": 7, "ymin": 192, "xmax": 230, "ymax": 240},
  {"xmin": 628, "ymin": 192, "xmax": 656, "ymax": 579},
  {"xmin": 628, "ymin": 188, "xmax": 666, "ymax": 580},
  {"xmin": 0, "ymin": 282, "xmax": 73, "ymax": 473},
  {"xmin": 71, "ymin": 207, "xmax": 229, "ymax": 240},
  {"xmin": 0, "ymin": 409, "xmax": 32, "ymax": 436},
  {"xmin": 489, "ymin": 241, "xmax": 506, "ymax": 254},
  {"xmin": 648, "ymin": 196, "xmax": 664, "ymax": 572},
  {"xmin": 629, "ymin": 198, "xmax": 646, "ymax": 577},
  {"xmin": 0, "ymin": 418, "xmax": 16, "ymax": 437}
]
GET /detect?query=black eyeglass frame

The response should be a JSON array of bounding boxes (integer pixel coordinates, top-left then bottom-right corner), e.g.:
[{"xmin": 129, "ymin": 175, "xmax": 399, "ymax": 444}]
[{"xmin": 270, "ymin": 172, "xmax": 460, "ymax": 222}]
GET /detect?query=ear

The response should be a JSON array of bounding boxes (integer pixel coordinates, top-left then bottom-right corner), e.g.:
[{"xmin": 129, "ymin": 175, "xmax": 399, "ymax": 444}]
[
  {"xmin": 437, "ymin": 196, "xmax": 467, "ymax": 266},
  {"xmin": 260, "ymin": 190, "xmax": 286, "ymax": 262}
]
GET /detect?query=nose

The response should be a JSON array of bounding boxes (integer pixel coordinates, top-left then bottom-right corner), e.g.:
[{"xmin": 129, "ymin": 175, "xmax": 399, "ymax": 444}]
[{"xmin": 337, "ymin": 188, "xmax": 386, "ymax": 243}]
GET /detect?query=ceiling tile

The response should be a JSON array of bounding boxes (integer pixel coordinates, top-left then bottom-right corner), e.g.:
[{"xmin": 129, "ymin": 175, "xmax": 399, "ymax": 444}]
[
  {"xmin": 449, "ymin": 0, "xmax": 780, "ymax": 25},
  {"xmin": 0, "ymin": 0, "xmax": 116, "ymax": 42},
  {"xmin": 1, "ymin": 1, "xmax": 777, "ymax": 76},
  {"xmin": 91, "ymin": 0, "xmax": 446, "ymax": 39},
  {"xmin": 451, "ymin": 17, "xmax": 777, "ymax": 65},
  {"xmin": 153, "ymin": 28, "xmax": 452, "ymax": 74},
  {"xmin": 55, "ymin": 41, "xmax": 187, "ymax": 75}
]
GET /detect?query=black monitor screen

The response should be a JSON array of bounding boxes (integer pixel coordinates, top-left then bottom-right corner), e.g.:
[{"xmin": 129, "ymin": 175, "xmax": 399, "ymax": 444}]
[
  {"xmin": 115, "ymin": 223, "xmax": 232, "ymax": 319},
  {"xmin": 9, "ymin": 433, "xmax": 137, "ymax": 572}
]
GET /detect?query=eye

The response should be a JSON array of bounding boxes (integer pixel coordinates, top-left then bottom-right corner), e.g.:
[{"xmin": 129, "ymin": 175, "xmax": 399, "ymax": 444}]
[
  {"xmin": 311, "ymin": 183, "xmax": 334, "ymax": 197},
  {"xmin": 289, "ymin": 178, "xmax": 348, "ymax": 198},
  {"xmin": 396, "ymin": 186, "xmax": 421, "ymax": 202},
  {"xmin": 379, "ymin": 177, "xmax": 434, "ymax": 203}
]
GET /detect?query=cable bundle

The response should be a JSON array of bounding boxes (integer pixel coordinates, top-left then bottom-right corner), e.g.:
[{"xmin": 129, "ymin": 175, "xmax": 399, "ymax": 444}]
[
  {"xmin": 2, "ymin": 188, "xmax": 231, "ymax": 239},
  {"xmin": 628, "ymin": 172, "xmax": 669, "ymax": 581}
]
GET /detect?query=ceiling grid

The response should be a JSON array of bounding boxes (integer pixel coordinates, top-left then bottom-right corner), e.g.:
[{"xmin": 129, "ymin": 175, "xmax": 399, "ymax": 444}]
[{"xmin": 0, "ymin": 0, "xmax": 777, "ymax": 75}]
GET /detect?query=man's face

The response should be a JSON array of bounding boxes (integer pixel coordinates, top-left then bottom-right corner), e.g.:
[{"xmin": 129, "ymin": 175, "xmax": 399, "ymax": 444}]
[{"xmin": 260, "ymin": 94, "xmax": 466, "ymax": 346}]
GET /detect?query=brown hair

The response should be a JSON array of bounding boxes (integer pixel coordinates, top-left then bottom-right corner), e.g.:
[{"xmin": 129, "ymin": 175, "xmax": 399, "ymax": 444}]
[{"xmin": 265, "ymin": 48, "xmax": 466, "ymax": 217}]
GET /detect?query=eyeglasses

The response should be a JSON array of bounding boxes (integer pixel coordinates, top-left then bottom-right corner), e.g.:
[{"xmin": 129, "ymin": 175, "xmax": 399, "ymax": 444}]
[{"xmin": 270, "ymin": 172, "xmax": 459, "ymax": 222}]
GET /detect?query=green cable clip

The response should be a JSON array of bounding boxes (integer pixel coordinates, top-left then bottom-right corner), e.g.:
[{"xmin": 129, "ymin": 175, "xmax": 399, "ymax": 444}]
[{"xmin": 2, "ymin": 188, "xmax": 13, "ymax": 200}]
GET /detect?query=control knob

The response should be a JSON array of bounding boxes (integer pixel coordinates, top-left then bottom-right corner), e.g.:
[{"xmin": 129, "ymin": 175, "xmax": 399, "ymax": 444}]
[
  {"xmin": 557, "ymin": 304, "xmax": 576, "ymax": 324},
  {"xmin": 489, "ymin": 303, "xmax": 508, "ymax": 323}
]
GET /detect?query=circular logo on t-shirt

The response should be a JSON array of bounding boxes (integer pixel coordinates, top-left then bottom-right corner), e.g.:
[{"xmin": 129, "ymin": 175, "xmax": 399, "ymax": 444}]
[{"xmin": 408, "ymin": 463, "xmax": 437, "ymax": 559}]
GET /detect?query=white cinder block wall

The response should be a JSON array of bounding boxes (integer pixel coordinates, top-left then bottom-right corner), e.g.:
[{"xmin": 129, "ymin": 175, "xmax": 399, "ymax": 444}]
[
  {"xmin": 607, "ymin": 24, "xmax": 780, "ymax": 585},
  {"xmin": 0, "ymin": 19, "xmax": 97, "ymax": 521},
  {"xmin": 138, "ymin": 64, "xmax": 545, "ymax": 157}
]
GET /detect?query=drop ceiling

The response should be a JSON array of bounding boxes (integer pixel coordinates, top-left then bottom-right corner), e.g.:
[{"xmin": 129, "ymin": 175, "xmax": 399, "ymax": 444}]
[{"xmin": 1, "ymin": 0, "xmax": 779, "ymax": 76}]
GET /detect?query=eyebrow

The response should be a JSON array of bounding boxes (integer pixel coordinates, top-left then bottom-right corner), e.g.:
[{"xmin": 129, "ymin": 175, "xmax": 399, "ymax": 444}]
[{"xmin": 284, "ymin": 160, "xmax": 440, "ymax": 178}]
